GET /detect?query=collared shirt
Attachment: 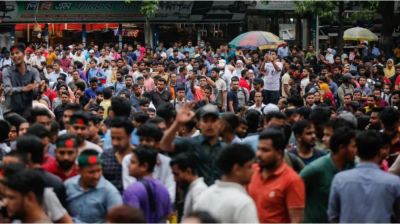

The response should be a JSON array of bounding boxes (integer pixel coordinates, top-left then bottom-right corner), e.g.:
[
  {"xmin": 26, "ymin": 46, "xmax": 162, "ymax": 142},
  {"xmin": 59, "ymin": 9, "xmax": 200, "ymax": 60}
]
[
  {"xmin": 248, "ymin": 163, "xmax": 305, "ymax": 223},
  {"xmin": 123, "ymin": 176, "xmax": 172, "ymax": 223},
  {"xmin": 65, "ymin": 176, "xmax": 122, "ymax": 223},
  {"xmin": 328, "ymin": 162, "xmax": 400, "ymax": 223},
  {"xmin": 300, "ymin": 154, "xmax": 354, "ymax": 223},
  {"xmin": 101, "ymin": 150, "xmax": 123, "ymax": 193},
  {"xmin": 42, "ymin": 158, "xmax": 79, "ymax": 182},
  {"xmin": 194, "ymin": 180, "xmax": 259, "ymax": 223},
  {"xmin": 2, "ymin": 65, "xmax": 40, "ymax": 114},
  {"xmin": 183, "ymin": 177, "xmax": 208, "ymax": 218},
  {"xmin": 122, "ymin": 153, "xmax": 176, "ymax": 203},
  {"xmin": 289, "ymin": 147, "xmax": 327, "ymax": 165},
  {"xmin": 175, "ymin": 135, "xmax": 225, "ymax": 186}
]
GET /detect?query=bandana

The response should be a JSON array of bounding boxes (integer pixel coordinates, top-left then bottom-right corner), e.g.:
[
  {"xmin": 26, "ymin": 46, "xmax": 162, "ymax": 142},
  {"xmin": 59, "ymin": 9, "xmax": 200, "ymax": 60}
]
[
  {"xmin": 56, "ymin": 138, "xmax": 78, "ymax": 148},
  {"xmin": 69, "ymin": 117, "xmax": 88, "ymax": 126},
  {"xmin": 78, "ymin": 154, "xmax": 102, "ymax": 167}
]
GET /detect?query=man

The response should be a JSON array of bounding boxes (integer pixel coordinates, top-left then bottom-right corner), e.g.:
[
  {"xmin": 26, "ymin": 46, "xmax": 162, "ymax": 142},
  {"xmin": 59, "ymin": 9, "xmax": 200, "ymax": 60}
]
[
  {"xmin": 337, "ymin": 73, "xmax": 354, "ymax": 105},
  {"xmin": 227, "ymin": 76, "xmax": 248, "ymax": 113},
  {"xmin": 65, "ymin": 150, "xmax": 122, "ymax": 223},
  {"xmin": 67, "ymin": 111, "xmax": 103, "ymax": 153},
  {"xmin": 248, "ymin": 128, "xmax": 305, "ymax": 223},
  {"xmin": 160, "ymin": 104, "xmax": 225, "ymax": 186},
  {"xmin": 28, "ymin": 107, "xmax": 52, "ymax": 130},
  {"xmin": 68, "ymin": 69, "xmax": 86, "ymax": 92},
  {"xmin": 328, "ymin": 131, "xmax": 400, "ymax": 222},
  {"xmin": 262, "ymin": 51, "xmax": 282, "ymax": 104},
  {"xmin": 300, "ymin": 127, "xmax": 356, "ymax": 223},
  {"xmin": 83, "ymin": 77, "xmax": 102, "ymax": 102},
  {"xmin": 2, "ymin": 169, "xmax": 51, "ymax": 223},
  {"xmin": 248, "ymin": 91, "xmax": 266, "ymax": 113},
  {"xmin": 113, "ymin": 70, "xmax": 126, "ymax": 95},
  {"xmin": 48, "ymin": 60, "xmax": 65, "ymax": 85},
  {"xmin": 171, "ymin": 85, "xmax": 189, "ymax": 112},
  {"xmin": 43, "ymin": 134, "xmax": 79, "ymax": 181},
  {"xmin": 289, "ymin": 120, "xmax": 327, "ymax": 165},
  {"xmin": 194, "ymin": 144, "xmax": 259, "ymax": 223},
  {"xmin": 338, "ymin": 93, "xmax": 353, "ymax": 112},
  {"xmin": 220, "ymin": 112, "xmax": 242, "ymax": 144},
  {"xmin": 102, "ymin": 117, "xmax": 134, "ymax": 193},
  {"xmin": 122, "ymin": 123, "xmax": 176, "ymax": 202},
  {"xmin": 54, "ymin": 91, "xmax": 70, "ymax": 122},
  {"xmin": 3, "ymin": 43, "xmax": 40, "ymax": 117},
  {"xmin": 170, "ymin": 153, "xmax": 208, "ymax": 219},
  {"xmin": 59, "ymin": 103, "xmax": 81, "ymax": 133},
  {"xmin": 123, "ymin": 147, "xmax": 172, "ymax": 223},
  {"xmin": 249, "ymin": 78, "xmax": 268, "ymax": 105},
  {"xmin": 144, "ymin": 78, "xmax": 171, "ymax": 109},
  {"xmin": 211, "ymin": 67, "xmax": 227, "ymax": 112}
]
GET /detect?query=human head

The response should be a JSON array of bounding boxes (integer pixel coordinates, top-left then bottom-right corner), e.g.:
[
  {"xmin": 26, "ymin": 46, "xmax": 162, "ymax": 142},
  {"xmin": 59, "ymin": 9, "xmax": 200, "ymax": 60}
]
[
  {"xmin": 10, "ymin": 43, "xmax": 26, "ymax": 66},
  {"xmin": 62, "ymin": 103, "xmax": 82, "ymax": 130},
  {"xmin": 136, "ymin": 123, "xmax": 163, "ymax": 148},
  {"xmin": 68, "ymin": 111, "xmax": 90, "ymax": 144},
  {"xmin": 197, "ymin": 104, "xmax": 220, "ymax": 138},
  {"xmin": 2, "ymin": 169, "xmax": 45, "ymax": 221},
  {"xmin": 110, "ymin": 117, "xmax": 134, "ymax": 152},
  {"xmin": 110, "ymin": 97, "xmax": 131, "ymax": 118},
  {"xmin": 216, "ymin": 144, "xmax": 255, "ymax": 185},
  {"xmin": 329, "ymin": 127, "xmax": 357, "ymax": 162},
  {"xmin": 356, "ymin": 130, "xmax": 385, "ymax": 162},
  {"xmin": 293, "ymin": 120, "xmax": 316, "ymax": 149},
  {"xmin": 78, "ymin": 150, "xmax": 102, "ymax": 189},
  {"xmin": 28, "ymin": 108, "xmax": 52, "ymax": 130},
  {"xmin": 106, "ymin": 205, "xmax": 145, "ymax": 223},
  {"xmin": 16, "ymin": 135, "xmax": 44, "ymax": 166},
  {"xmin": 129, "ymin": 147, "xmax": 158, "ymax": 179},
  {"xmin": 264, "ymin": 111, "xmax": 286, "ymax": 128},
  {"xmin": 55, "ymin": 134, "xmax": 79, "ymax": 171},
  {"xmin": 170, "ymin": 153, "xmax": 198, "ymax": 188},
  {"xmin": 257, "ymin": 128, "xmax": 287, "ymax": 170}
]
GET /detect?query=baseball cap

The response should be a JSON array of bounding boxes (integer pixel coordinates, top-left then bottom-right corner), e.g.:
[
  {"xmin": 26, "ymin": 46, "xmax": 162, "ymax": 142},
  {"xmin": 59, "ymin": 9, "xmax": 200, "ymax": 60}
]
[{"xmin": 199, "ymin": 104, "xmax": 219, "ymax": 119}]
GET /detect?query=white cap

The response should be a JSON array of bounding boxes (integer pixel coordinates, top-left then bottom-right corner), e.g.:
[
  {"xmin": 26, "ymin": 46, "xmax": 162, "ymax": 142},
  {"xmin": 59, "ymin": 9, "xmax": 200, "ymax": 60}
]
[
  {"xmin": 89, "ymin": 49, "xmax": 95, "ymax": 53},
  {"xmin": 262, "ymin": 103, "xmax": 279, "ymax": 115}
]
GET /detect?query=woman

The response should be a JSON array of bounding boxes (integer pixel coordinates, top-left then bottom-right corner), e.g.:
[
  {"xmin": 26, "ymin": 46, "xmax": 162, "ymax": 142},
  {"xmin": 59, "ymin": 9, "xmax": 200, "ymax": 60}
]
[
  {"xmin": 384, "ymin": 59, "xmax": 395, "ymax": 79},
  {"xmin": 319, "ymin": 82, "xmax": 336, "ymax": 108}
]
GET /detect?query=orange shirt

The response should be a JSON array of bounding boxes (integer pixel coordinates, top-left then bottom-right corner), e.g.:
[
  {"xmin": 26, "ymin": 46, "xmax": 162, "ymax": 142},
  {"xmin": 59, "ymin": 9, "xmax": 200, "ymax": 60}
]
[{"xmin": 248, "ymin": 163, "xmax": 305, "ymax": 223}]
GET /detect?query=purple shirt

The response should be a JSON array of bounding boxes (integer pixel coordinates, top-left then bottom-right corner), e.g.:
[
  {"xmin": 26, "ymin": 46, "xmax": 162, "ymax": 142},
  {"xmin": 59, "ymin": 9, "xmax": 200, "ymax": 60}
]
[{"xmin": 123, "ymin": 176, "xmax": 172, "ymax": 223}]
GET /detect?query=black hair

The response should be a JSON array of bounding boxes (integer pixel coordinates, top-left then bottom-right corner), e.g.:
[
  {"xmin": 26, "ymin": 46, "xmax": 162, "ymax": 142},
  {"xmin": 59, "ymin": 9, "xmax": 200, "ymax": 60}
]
[
  {"xmin": 4, "ymin": 114, "xmax": 26, "ymax": 133},
  {"xmin": 0, "ymin": 120, "xmax": 10, "ymax": 142},
  {"xmin": 136, "ymin": 123, "xmax": 163, "ymax": 142},
  {"xmin": 146, "ymin": 116, "xmax": 166, "ymax": 126},
  {"xmin": 64, "ymin": 103, "xmax": 82, "ymax": 113},
  {"xmin": 264, "ymin": 111, "xmax": 286, "ymax": 122},
  {"xmin": 75, "ymin": 82, "xmax": 86, "ymax": 92},
  {"xmin": 379, "ymin": 107, "xmax": 399, "ymax": 130},
  {"xmin": 259, "ymin": 128, "xmax": 287, "ymax": 153},
  {"xmin": 245, "ymin": 109, "xmax": 261, "ymax": 133},
  {"xmin": 9, "ymin": 43, "xmax": 25, "ymax": 53},
  {"xmin": 70, "ymin": 111, "xmax": 90, "ymax": 125},
  {"xmin": 16, "ymin": 135, "xmax": 44, "ymax": 164},
  {"xmin": 111, "ymin": 97, "xmax": 132, "ymax": 117},
  {"xmin": 156, "ymin": 103, "xmax": 176, "ymax": 123},
  {"xmin": 133, "ymin": 111, "xmax": 150, "ymax": 124},
  {"xmin": 27, "ymin": 123, "xmax": 50, "ymax": 139},
  {"xmin": 169, "ymin": 153, "xmax": 198, "ymax": 175},
  {"xmin": 221, "ymin": 112, "xmax": 240, "ymax": 133},
  {"xmin": 309, "ymin": 106, "xmax": 331, "ymax": 126},
  {"xmin": 132, "ymin": 146, "xmax": 158, "ymax": 172},
  {"xmin": 329, "ymin": 127, "xmax": 356, "ymax": 154},
  {"xmin": 138, "ymin": 97, "xmax": 150, "ymax": 106},
  {"xmin": 110, "ymin": 116, "xmax": 134, "ymax": 135},
  {"xmin": 292, "ymin": 120, "xmax": 313, "ymax": 136},
  {"xmin": 28, "ymin": 107, "xmax": 51, "ymax": 124},
  {"xmin": 211, "ymin": 67, "xmax": 219, "ymax": 73},
  {"xmin": 356, "ymin": 130, "xmax": 384, "ymax": 160},
  {"xmin": 103, "ymin": 87, "xmax": 113, "ymax": 100},
  {"xmin": 297, "ymin": 106, "xmax": 312, "ymax": 120},
  {"xmin": 2, "ymin": 169, "xmax": 45, "ymax": 205},
  {"xmin": 284, "ymin": 108, "xmax": 299, "ymax": 118},
  {"xmin": 106, "ymin": 205, "xmax": 146, "ymax": 223},
  {"xmin": 216, "ymin": 143, "xmax": 255, "ymax": 175}
]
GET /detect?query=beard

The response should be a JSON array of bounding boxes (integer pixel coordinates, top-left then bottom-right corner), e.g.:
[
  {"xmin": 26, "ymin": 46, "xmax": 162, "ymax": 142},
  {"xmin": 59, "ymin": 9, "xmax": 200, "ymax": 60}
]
[
  {"xmin": 258, "ymin": 157, "xmax": 279, "ymax": 171},
  {"xmin": 57, "ymin": 160, "xmax": 75, "ymax": 171}
]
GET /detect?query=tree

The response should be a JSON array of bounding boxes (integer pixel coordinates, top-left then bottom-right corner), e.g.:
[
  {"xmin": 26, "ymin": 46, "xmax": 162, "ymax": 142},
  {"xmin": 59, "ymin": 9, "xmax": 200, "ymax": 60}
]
[
  {"xmin": 294, "ymin": 1, "xmax": 378, "ymax": 54},
  {"xmin": 126, "ymin": 0, "xmax": 159, "ymax": 47}
]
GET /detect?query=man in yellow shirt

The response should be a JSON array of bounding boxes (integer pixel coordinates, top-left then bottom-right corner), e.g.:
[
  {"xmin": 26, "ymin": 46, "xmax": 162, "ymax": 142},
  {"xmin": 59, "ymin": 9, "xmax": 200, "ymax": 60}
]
[
  {"xmin": 100, "ymin": 87, "xmax": 112, "ymax": 119},
  {"xmin": 46, "ymin": 46, "xmax": 57, "ymax": 65}
]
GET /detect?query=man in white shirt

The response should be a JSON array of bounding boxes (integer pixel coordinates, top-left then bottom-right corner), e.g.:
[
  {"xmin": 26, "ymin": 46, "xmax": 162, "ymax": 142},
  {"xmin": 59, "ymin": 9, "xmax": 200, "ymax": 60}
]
[
  {"xmin": 262, "ymin": 51, "xmax": 282, "ymax": 105},
  {"xmin": 170, "ymin": 153, "xmax": 208, "ymax": 219},
  {"xmin": 73, "ymin": 48, "xmax": 86, "ymax": 68},
  {"xmin": 194, "ymin": 144, "xmax": 259, "ymax": 223},
  {"xmin": 249, "ymin": 91, "xmax": 266, "ymax": 113}
]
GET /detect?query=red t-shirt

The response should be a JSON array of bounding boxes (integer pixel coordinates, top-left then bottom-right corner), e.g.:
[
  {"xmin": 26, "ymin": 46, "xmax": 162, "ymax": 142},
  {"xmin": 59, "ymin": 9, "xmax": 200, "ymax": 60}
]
[
  {"xmin": 239, "ymin": 77, "xmax": 251, "ymax": 92},
  {"xmin": 248, "ymin": 163, "xmax": 305, "ymax": 223},
  {"xmin": 42, "ymin": 158, "xmax": 79, "ymax": 182}
]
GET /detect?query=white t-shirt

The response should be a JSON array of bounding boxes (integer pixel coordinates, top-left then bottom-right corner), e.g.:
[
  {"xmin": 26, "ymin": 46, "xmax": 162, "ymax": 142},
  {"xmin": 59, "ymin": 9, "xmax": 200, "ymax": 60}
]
[
  {"xmin": 263, "ymin": 62, "xmax": 283, "ymax": 91},
  {"xmin": 194, "ymin": 180, "xmax": 259, "ymax": 223},
  {"xmin": 182, "ymin": 177, "xmax": 208, "ymax": 218},
  {"xmin": 249, "ymin": 103, "xmax": 266, "ymax": 113},
  {"xmin": 300, "ymin": 77, "xmax": 310, "ymax": 96}
]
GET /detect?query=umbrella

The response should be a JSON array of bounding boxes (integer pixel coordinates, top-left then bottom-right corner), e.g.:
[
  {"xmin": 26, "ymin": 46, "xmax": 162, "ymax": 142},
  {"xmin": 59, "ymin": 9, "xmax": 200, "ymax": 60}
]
[
  {"xmin": 229, "ymin": 31, "xmax": 286, "ymax": 50},
  {"xmin": 343, "ymin": 27, "xmax": 378, "ymax": 42}
]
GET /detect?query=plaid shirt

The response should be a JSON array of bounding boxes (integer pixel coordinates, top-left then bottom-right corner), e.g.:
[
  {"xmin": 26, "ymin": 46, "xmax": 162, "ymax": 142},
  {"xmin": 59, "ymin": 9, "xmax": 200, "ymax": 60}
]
[{"xmin": 101, "ymin": 149, "xmax": 123, "ymax": 193}]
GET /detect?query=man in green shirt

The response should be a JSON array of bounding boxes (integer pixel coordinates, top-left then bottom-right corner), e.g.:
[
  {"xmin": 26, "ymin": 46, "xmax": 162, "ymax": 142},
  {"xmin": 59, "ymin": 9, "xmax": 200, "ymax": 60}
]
[{"xmin": 300, "ymin": 127, "xmax": 357, "ymax": 223}]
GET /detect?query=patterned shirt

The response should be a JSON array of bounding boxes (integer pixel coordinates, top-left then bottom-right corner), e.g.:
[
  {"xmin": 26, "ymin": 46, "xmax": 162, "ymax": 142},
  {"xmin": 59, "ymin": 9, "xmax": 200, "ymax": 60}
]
[{"xmin": 101, "ymin": 149, "xmax": 123, "ymax": 193}]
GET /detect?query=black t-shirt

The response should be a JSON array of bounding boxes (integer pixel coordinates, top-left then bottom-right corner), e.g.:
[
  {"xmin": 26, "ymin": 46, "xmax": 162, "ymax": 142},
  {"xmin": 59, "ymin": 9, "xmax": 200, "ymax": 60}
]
[{"xmin": 35, "ymin": 168, "xmax": 67, "ymax": 208}]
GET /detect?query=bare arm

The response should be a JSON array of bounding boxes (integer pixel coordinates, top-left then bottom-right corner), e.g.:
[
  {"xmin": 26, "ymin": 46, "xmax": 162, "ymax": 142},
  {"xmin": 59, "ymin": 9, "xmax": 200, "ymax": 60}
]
[
  {"xmin": 288, "ymin": 208, "xmax": 304, "ymax": 223},
  {"xmin": 222, "ymin": 90, "xmax": 227, "ymax": 111},
  {"xmin": 205, "ymin": 76, "xmax": 216, "ymax": 88},
  {"xmin": 55, "ymin": 213, "xmax": 73, "ymax": 224}
]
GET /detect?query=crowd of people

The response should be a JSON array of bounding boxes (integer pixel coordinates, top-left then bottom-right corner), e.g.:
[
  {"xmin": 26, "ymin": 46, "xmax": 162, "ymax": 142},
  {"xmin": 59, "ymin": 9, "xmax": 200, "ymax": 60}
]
[{"xmin": 0, "ymin": 38, "xmax": 399, "ymax": 223}]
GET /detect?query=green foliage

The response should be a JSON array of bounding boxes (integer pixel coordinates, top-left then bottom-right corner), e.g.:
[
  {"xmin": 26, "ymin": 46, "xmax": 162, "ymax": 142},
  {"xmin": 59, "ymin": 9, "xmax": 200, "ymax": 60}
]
[{"xmin": 125, "ymin": 0, "xmax": 159, "ymax": 17}]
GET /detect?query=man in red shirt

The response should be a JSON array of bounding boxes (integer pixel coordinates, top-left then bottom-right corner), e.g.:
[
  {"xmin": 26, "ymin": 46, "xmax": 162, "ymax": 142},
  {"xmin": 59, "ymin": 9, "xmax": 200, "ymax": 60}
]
[
  {"xmin": 43, "ymin": 133, "xmax": 79, "ymax": 181},
  {"xmin": 239, "ymin": 69, "xmax": 251, "ymax": 92},
  {"xmin": 248, "ymin": 128, "xmax": 305, "ymax": 223}
]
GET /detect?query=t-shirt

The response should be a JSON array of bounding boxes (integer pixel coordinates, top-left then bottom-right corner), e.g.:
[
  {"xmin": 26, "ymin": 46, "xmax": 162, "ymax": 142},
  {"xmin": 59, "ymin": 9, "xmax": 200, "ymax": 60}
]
[
  {"xmin": 281, "ymin": 72, "xmax": 291, "ymax": 98},
  {"xmin": 214, "ymin": 78, "xmax": 227, "ymax": 107},
  {"xmin": 263, "ymin": 62, "xmax": 282, "ymax": 91},
  {"xmin": 289, "ymin": 148, "xmax": 327, "ymax": 165},
  {"xmin": 248, "ymin": 163, "xmax": 305, "ymax": 223}
]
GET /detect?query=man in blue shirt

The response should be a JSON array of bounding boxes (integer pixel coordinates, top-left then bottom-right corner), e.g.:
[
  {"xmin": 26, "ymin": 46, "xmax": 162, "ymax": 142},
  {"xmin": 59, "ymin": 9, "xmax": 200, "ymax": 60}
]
[
  {"xmin": 65, "ymin": 150, "xmax": 122, "ymax": 223},
  {"xmin": 83, "ymin": 77, "xmax": 103, "ymax": 101},
  {"xmin": 328, "ymin": 131, "xmax": 400, "ymax": 223}
]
